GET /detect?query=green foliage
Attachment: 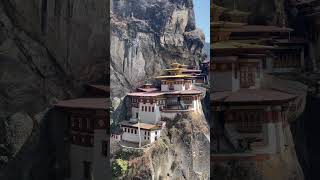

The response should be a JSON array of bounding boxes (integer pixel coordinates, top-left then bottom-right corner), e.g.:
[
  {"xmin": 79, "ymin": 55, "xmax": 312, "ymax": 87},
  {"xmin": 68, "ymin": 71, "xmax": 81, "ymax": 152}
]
[
  {"xmin": 114, "ymin": 148, "xmax": 143, "ymax": 160},
  {"xmin": 112, "ymin": 159, "xmax": 128, "ymax": 178}
]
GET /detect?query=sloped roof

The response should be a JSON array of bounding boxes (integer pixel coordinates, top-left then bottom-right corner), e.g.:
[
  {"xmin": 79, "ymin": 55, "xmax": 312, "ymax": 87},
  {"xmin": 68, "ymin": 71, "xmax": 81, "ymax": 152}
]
[
  {"xmin": 127, "ymin": 92, "xmax": 164, "ymax": 97},
  {"xmin": 55, "ymin": 98, "xmax": 109, "ymax": 110},
  {"xmin": 120, "ymin": 121, "xmax": 162, "ymax": 130},
  {"xmin": 137, "ymin": 87, "xmax": 159, "ymax": 92},
  {"xmin": 212, "ymin": 41, "xmax": 274, "ymax": 50},
  {"xmin": 87, "ymin": 84, "xmax": 110, "ymax": 93},
  {"xmin": 211, "ymin": 89, "xmax": 296, "ymax": 104}
]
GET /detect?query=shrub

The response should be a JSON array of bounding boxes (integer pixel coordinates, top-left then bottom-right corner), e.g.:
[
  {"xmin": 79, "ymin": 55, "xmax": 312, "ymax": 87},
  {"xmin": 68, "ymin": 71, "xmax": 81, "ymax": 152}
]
[
  {"xmin": 115, "ymin": 148, "xmax": 143, "ymax": 160},
  {"xmin": 112, "ymin": 159, "xmax": 128, "ymax": 178}
]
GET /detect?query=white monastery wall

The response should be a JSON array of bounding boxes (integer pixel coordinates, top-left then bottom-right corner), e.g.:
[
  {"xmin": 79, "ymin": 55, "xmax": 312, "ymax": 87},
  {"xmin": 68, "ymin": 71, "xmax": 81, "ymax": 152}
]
[
  {"xmin": 93, "ymin": 130, "xmax": 109, "ymax": 180},
  {"xmin": 161, "ymin": 112, "xmax": 177, "ymax": 119},
  {"xmin": 131, "ymin": 107, "xmax": 139, "ymax": 119},
  {"xmin": 161, "ymin": 84, "xmax": 169, "ymax": 91},
  {"xmin": 69, "ymin": 145, "xmax": 93, "ymax": 180},
  {"xmin": 138, "ymin": 102, "xmax": 161, "ymax": 124},
  {"xmin": 224, "ymin": 122, "xmax": 285, "ymax": 155},
  {"xmin": 174, "ymin": 84, "xmax": 185, "ymax": 91},
  {"xmin": 213, "ymin": 71, "xmax": 234, "ymax": 92},
  {"xmin": 122, "ymin": 128, "xmax": 158, "ymax": 144}
]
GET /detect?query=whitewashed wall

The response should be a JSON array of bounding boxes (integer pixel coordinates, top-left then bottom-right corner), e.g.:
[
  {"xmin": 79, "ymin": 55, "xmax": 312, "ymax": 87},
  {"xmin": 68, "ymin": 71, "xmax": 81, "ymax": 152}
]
[
  {"xmin": 173, "ymin": 84, "xmax": 185, "ymax": 91},
  {"xmin": 122, "ymin": 128, "xmax": 157, "ymax": 144},
  {"xmin": 93, "ymin": 129, "xmax": 109, "ymax": 180},
  {"xmin": 213, "ymin": 71, "xmax": 234, "ymax": 92},
  {"xmin": 138, "ymin": 102, "xmax": 161, "ymax": 124},
  {"xmin": 161, "ymin": 84, "xmax": 169, "ymax": 91},
  {"xmin": 69, "ymin": 145, "xmax": 93, "ymax": 180},
  {"xmin": 131, "ymin": 107, "xmax": 139, "ymax": 119}
]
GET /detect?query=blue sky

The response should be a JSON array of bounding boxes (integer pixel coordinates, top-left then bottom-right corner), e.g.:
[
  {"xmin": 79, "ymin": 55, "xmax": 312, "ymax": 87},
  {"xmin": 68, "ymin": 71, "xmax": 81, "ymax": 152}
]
[{"xmin": 193, "ymin": 0, "xmax": 210, "ymax": 43}]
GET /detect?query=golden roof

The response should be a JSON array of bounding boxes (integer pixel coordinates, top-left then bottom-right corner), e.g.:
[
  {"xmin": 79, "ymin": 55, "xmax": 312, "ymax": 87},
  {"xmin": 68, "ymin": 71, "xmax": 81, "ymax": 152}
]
[
  {"xmin": 170, "ymin": 63, "xmax": 181, "ymax": 68},
  {"xmin": 155, "ymin": 74, "xmax": 196, "ymax": 79},
  {"xmin": 170, "ymin": 63, "xmax": 189, "ymax": 68},
  {"xmin": 164, "ymin": 68, "xmax": 184, "ymax": 72}
]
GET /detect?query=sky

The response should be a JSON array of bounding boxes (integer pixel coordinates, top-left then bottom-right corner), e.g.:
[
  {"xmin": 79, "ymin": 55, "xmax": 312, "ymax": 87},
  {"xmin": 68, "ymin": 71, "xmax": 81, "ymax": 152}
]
[{"xmin": 193, "ymin": 0, "xmax": 210, "ymax": 43}]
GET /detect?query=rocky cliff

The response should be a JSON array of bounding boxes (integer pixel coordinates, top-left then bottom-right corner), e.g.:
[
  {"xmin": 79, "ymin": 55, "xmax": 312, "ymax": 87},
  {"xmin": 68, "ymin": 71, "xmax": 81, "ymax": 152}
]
[
  {"xmin": 0, "ymin": 0, "xmax": 108, "ymax": 179},
  {"xmin": 214, "ymin": 0, "xmax": 287, "ymax": 25},
  {"xmin": 110, "ymin": 0, "xmax": 205, "ymax": 98},
  {"xmin": 110, "ymin": 0, "xmax": 209, "ymax": 179}
]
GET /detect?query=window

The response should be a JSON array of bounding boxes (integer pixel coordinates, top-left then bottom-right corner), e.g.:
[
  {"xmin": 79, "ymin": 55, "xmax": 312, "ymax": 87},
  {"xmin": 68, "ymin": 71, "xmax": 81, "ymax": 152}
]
[
  {"xmin": 141, "ymin": 106, "xmax": 144, "ymax": 111},
  {"xmin": 169, "ymin": 84, "xmax": 174, "ymax": 90},
  {"xmin": 136, "ymin": 113, "xmax": 139, "ymax": 118},
  {"xmin": 257, "ymin": 64, "xmax": 260, "ymax": 79},
  {"xmin": 237, "ymin": 111, "xmax": 262, "ymax": 133},
  {"xmin": 155, "ymin": 131, "xmax": 157, "ymax": 135},
  {"xmin": 87, "ymin": 118, "xmax": 90, "ymax": 130},
  {"xmin": 71, "ymin": 117, "xmax": 75, "ymax": 128},
  {"xmin": 101, "ymin": 141, "xmax": 108, "ymax": 157},
  {"xmin": 73, "ymin": 117, "xmax": 79, "ymax": 129},
  {"xmin": 83, "ymin": 161, "xmax": 92, "ymax": 180},
  {"xmin": 82, "ymin": 118, "xmax": 86, "ymax": 130},
  {"xmin": 90, "ymin": 119, "xmax": 94, "ymax": 131},
  {"xmin": 124, "ymin": 128, "xmax": 126, "ymax": 132},
  {"xmin": 148, "ymin": 132, "xmax": 150, "ymax": 136},
  {"xmin": 152, "ymin": 107, "xmax": 155, "ymax": 112},
  {"xmin": 145, "ymin": 131, "xmax": 147, "ymax": 135},
  {"xmin": 78, "ymin": 118, "xmax": 82, "ymax": 129},
  {"xmin": 149, "ymin": 106, "xmax": 151, "ymax": 112},
  {"xmin": 262, "ymin": 58, "xmax": 267, "ymax": 69},
  {"xmin": 272, "ymin": 112, "xmax": 278, "ymax": 121},
  {"xmin": 240, "ymin": 65, "xmax": 256, "ymax": 88},
  {"xmin": 131, "ymin": 129, "xmax": 133, "ymax": 133},
  {"xmin": 135, "ymin": 130, "xmax": 137, "ymax": 134}
]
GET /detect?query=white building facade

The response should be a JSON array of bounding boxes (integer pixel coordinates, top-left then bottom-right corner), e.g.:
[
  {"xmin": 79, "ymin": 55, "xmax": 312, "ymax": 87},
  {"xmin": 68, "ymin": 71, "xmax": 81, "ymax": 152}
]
[
  {"xmin": 120, "ymin": 64, "xmax": 204, "ymax": 146},
  {"xmin": 55, "ymin": 98, "xmax": 109, "ymax": 180}
]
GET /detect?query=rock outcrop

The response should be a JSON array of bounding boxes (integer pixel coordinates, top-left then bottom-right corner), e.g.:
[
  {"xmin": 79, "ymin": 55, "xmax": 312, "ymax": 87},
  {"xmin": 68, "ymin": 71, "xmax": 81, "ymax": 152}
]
[
  {"xmin": 214, "ymin": 0, "xmax": 287, "ymax": 25},
  {"xmin": 110, "ymin": 0, "xmax": 205, "ymax": 98},
  {"xmin": 0, "ymin": 0, "xmax": 108, "ymax": 179}
]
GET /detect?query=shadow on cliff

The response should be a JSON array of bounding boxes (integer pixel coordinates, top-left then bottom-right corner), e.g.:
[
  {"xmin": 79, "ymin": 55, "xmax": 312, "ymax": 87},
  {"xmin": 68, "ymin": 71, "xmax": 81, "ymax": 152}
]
[{"xmin": 291, "ymin": 93, "xmax": 320, "ymax": 180}]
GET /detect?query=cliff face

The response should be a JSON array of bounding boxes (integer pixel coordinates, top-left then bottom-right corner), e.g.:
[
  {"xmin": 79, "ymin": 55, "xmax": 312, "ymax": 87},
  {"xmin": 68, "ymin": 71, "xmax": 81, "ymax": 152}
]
[
  {"xmin": 110, "ymin": 1, "xmax": 209, "ymax": 179},
  {"xmin": 110, "ymin": 0, "xmax": 205, "ymax": 98},
  {"xmin": 0, "ymin": 0, "xmax": 108, "ymax": 179},
  {"xmin": 214, "ymin": 0, "xmax": 287, "ymax": 25}
]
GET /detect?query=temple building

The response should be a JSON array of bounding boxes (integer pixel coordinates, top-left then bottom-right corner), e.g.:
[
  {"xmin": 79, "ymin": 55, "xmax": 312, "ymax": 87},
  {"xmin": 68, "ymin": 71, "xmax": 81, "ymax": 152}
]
[
  {"xmin": 211, "ymin": 53, "xmax": 300, "ymax": 159},
  {"xmin": 211, "ymin": 19, "xmax": 307, "ymax": 73},
  {"xmin": 119, "ymin": 63, "xmax": 204, "ymax": 147},
  {"xmin": 211, "ymin": 3, "xmax": 303, "ymax": 161},
  {"xmin": 54, "ymin": 85, "xmax": 109, "ymax": 180}
]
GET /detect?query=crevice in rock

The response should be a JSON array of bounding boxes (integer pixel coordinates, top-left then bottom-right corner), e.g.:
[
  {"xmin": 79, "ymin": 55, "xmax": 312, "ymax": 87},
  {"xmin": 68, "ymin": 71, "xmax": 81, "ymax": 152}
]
[{"xmin": 41, "ymin": 0, "xmax": 48, "ymax": 34}]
